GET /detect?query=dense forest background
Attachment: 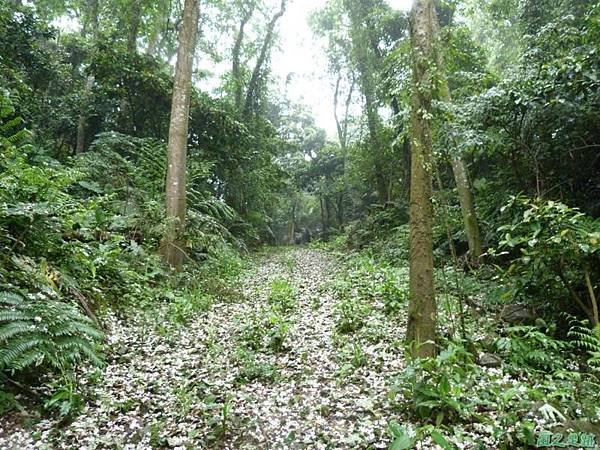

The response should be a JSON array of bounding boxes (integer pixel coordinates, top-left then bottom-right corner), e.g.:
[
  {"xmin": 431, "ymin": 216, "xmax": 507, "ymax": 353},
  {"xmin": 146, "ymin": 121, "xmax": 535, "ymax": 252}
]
[{"xmin": 1, "ymin": 0, "xmax": 600, "ymax": 448}]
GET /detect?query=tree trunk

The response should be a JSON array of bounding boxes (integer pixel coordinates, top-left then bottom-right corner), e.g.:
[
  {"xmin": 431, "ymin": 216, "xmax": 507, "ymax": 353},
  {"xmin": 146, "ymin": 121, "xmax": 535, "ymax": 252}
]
[
  {"xmin": 147, "ymin": 29, "xmax": 160, "ymax": 56},
  {"xmin": 243, "ymin": 0, "xmax": 286, "ymax": 117},
  {"xmin": 320, "ymin": 196, "xmax": 327, "ymax": 233},
  {"xmin": 288, "ymin": 203, "xmax": 296, "ymax": 245},
  {"xmin": 160, "ymin": 0, "xmax": 200, "ymax": 268},
  {"xmin": 232, "ymin": 5, "xmax": 254, "ymax": 110},
  {"xmin": 336, "ymin": 194, "xmax": 344, "ymax": 228},
  {"xmin": 406, "ymin": 0, "xmax": 437, "ymax": 359},
  {"xmin": 127, "ymin": 0, "xmax": 142, "ymax": 53},
  {"xmin": 429, "ymin": 0, "xmax": 483, "ymax": 262},
  {"xmin": 75, "ymin": 0, "xmax": 99, "ymax": 154},
  {"xmin": 436, "ymin": 72, "xmax": 483, "ymax": 263},
  {"xmin": 76, "ymin": 75, "xmax": 95, "ymax": 154},
  {"xmin": 451, "ymin": 157, "xmax": 483, "ymax": 261},
  {"xmin": 345, "ymin": 0, "xmax": 388, "ymax": 204},
  {"xmin": 333, "ymin": 73, "xmax": 355, "ymax": 229},
  {"xmin": 325, "ymin": 197, "xmax": 333, "ymax": 230}
]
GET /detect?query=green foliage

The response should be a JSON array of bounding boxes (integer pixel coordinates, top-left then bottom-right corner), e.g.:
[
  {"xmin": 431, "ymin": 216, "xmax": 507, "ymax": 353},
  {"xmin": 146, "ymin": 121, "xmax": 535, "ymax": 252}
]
[
  {"xmin": 43, "ymin": 374, "xmax": 84, "ymax": 419},
  {"xmin": 495, "ymin": 325, "xmax": 570, "ymax": 374},
  {"xmin": 0, "ymin": 291, "xmax": 104, "ymax": 375},
  {"xmin": 336, "ymin": 342, "xmax": 367, "ymax": 377},
  {"xmin": 82, "ymin": 132, "xmax": 240, "ymax": 257},
  {"xmin": 239, "ymin": 306, "xmax": 291, "ymax": 353},
  {"xmin": 267, "ymin": 278, "xmax": 297, "ymax": 313},
  {"xmin": 492, "ymin": 196, "xmax": 600, "ymax": 322},
  {"xmin": 233, "ymin": 348, "xmax": 279, "ymax": 385},
  {"xmin": 387, "ymin": 422, "xmax": 414, "ymax": 450},
  {"xmin": 166, "ymin": 290, "xmax": 213, "ymax": 325},
  {"xmin": 334, "ymin": 293, "xmax": 371, "ymax": 334},
  {"xmin": 346, "ymin": 205, "xmax": 409, "ymax": 250},
  {"xmin": 392, "ymin": 343, "xmax": 475, "ymax": 426},
  {"xmin": 0, "ymin": 389, "xmax": 21, "ymax": 415},
  {"xmin": 569, "ymin": 322, "xmax": 600, "ymax": 372}
]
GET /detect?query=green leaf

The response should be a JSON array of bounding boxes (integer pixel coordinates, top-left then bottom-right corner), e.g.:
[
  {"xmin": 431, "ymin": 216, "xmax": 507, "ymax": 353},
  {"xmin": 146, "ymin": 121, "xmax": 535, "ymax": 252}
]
[
  {"xmin": 431, "ymin": 429, "xmax": 455, "ymax": 450},
  {"xmin": 390, "ymin": 435, "xmax": 413, "ymax": 450}
]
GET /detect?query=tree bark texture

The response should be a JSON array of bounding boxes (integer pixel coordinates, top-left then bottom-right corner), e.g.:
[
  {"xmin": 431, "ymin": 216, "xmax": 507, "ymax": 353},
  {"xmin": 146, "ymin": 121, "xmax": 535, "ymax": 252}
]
[
  {"xmin": 160, "ymin": 0, "xmax": 200, "ymax": 268},
  {"xmin": 406, "ymin": 0, "xmax": 437, "ymax": 358},
  {"xmin": 127, "ymin": 0, "xmax": 142, "ymax": 53}
]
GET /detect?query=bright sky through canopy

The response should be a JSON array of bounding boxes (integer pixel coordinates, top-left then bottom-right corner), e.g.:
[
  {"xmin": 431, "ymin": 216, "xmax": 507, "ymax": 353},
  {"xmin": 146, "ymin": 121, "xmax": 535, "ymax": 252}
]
[{"xmin": 271, "ymin": 0, "xmax": 413, "ymax": 139}]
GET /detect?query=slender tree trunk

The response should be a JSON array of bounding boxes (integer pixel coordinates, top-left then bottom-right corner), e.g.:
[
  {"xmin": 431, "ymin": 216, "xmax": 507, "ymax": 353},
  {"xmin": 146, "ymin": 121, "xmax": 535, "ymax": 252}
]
[
  {"xmin": 75, "ymin": 0, "xmax": 100, "ymax": 154},
  {"xmin": 451, "ymin": 157, "xmax": 483, "ymax": 260},
  {"xmin": 160, "ymin": 0, "xmax": 200, "ymax": 268},
  {"xmin": 336, "ymin": 193, "xmax": 344, "ymax": 228},
  {"xmin": 345, "ymin": 0, "xmax": 388, "ymax": 204},
  {"xmin": 333, "ymin": 73, "xmax": 355, "ymax": 229},
  {"xmin": 147, "ymin": 29, "xmax": 160, "ymax": 56},
  {"xmin": 320, "ymin": 196, "xmax": 327, "ymax": 233},
  {"xmin": 436, "ymin": 76, "xmax": 483, "ymax": 262},
  {"xmin": 243, "ymin": 0, "xmax": 286, "ymax": 116},
  {"xmin": 76, "ymin": 75, "xmax": 95, "ymax": 154},
  {"xmin": 406, "ymin": 0, "xmax": 437, "ymax": 359},
  {"xmin": 288, "ymin": 203, "xmax": 296, "ymax": 245},
  {"xmin": 429, "ymin": 0, "xmax": 483, "ymax": 262},
  {"xmin": 232, "ymin": 5, "xmax": 254, "ymax": 110},
  {"xmin": 127, "ymin": 0, "xmax": 142, "ymax": 53},
  {"xmin": 325, "ymin": 197, "xmax": 333, "ymax": 230}
]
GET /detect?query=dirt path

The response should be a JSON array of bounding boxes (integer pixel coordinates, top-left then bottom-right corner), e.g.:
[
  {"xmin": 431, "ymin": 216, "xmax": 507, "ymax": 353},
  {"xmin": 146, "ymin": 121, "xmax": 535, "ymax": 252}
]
[{"xmin": 0, "ymin": 248, "xmax": 406, "ymax": 450}]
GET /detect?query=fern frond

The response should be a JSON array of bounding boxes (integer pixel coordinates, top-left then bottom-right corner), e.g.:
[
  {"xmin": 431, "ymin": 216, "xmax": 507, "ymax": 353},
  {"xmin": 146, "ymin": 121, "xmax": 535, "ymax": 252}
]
[
  {"xmin": 0, "ymin": 291, "xmax": 104, "ymax": 374},
  {"xmin": 0, "ymin": 321, "xmax": 35, "ymax": 340},
  {"xmin": 0, "ymin": 292, "xmax": 24, "ymax": 306}
]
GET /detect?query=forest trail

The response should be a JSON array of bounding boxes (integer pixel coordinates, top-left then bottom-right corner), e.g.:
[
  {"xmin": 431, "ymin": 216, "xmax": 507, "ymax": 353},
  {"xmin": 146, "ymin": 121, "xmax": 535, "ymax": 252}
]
[{"xmin": 1, "ymin": 248, "xmax": 406, "ymax": 450}]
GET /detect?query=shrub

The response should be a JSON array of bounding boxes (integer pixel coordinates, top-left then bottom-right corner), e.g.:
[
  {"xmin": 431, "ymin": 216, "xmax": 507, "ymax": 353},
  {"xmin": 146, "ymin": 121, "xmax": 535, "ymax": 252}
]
[
  {"xmin": 233, "ymin": 348, "xmax": 279, "ymax": 385},
  {"xmin": 267, "ymin": 278, "xmax": 297, "ymax": 313},
  {"xmin": 239, "ymin": 307, "xmax": 291, "ymax": 353},
  {"xmin": 495, "ymin": 324, "xmax": 570, "ymax": 374},
  {"xmin": 334, "ymin": 295, "xmax": 371, "ymax": 334},
  {"xmin": 166, "ymin": 290, "xmax": 213, "ymax": 325},
  {"xmin": 391, "ymin": 343, "xmax": 475, "ymax": 426},
  {"xmin": 569, "ymin": 321, "xmax": 600, "ymax": 374},
  {"xmin": 492, "ymin": 196, "xmax": 600, "ymax": 325}
]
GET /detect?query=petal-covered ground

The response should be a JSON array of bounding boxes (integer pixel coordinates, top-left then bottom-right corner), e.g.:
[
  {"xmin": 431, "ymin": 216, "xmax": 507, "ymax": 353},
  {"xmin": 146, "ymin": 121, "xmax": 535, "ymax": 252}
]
[{"xmin": 0, "ymin": 248, "xmax": 408, "ymax": 450}]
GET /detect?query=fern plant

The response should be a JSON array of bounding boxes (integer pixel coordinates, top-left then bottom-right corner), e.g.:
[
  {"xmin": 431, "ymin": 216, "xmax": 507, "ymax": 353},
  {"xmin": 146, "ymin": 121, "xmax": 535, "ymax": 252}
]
[
  {"xmin": 568, "ymin": 323, "xmax": 600, "ymax": 371},
  {"xmin": 0, "ymin": 89, "xmax": 30, "ymax": 149},
  {"xmin": 0, "ymin": 291, "xmax": 104, "ymax": 374}
]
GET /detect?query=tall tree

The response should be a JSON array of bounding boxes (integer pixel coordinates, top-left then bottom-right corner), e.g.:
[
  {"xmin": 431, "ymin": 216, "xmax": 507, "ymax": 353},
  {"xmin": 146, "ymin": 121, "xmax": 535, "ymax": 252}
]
[
  {"xmin": 344, "ymin": 0, "xmax": 388, "ymax": 204},
  {"xmin": 243, "ymin": 0, "xmax": 286, "ymax": 117},
  {"xmin": 127, "ymin": 0, "xmax": 142, "ymax": 53},
  {"xmin": 160, "ymin": 0, "xmax": 200, "ymax": 268},
  {"xmin": 406, "ymin": 0, "xmax": 437, "ymax": 358},
  {"xmin": 232, "ymin": 1, "xmax": 255, "ymax": 110},
  {"xmin": 75, "ymin": 0, "xmax": 99, "ymax": 154},
  {"xmin": 333, "ymin": 73, "xmax": 355, "ymax": 228},
  {"xmin": 434, "ymin": 4, "xmax": 484, "ymax": 262}
]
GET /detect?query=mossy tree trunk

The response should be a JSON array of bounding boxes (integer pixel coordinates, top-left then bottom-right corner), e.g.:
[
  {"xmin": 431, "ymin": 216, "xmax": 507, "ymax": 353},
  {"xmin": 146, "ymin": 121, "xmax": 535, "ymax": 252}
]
[
  {"xmin": 406, "ymin": 0, "xmax": 438, "ymax": 359},
  {"xmin": 160, "ymin": 0, "xmax": 199, "ymax": 268}
]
